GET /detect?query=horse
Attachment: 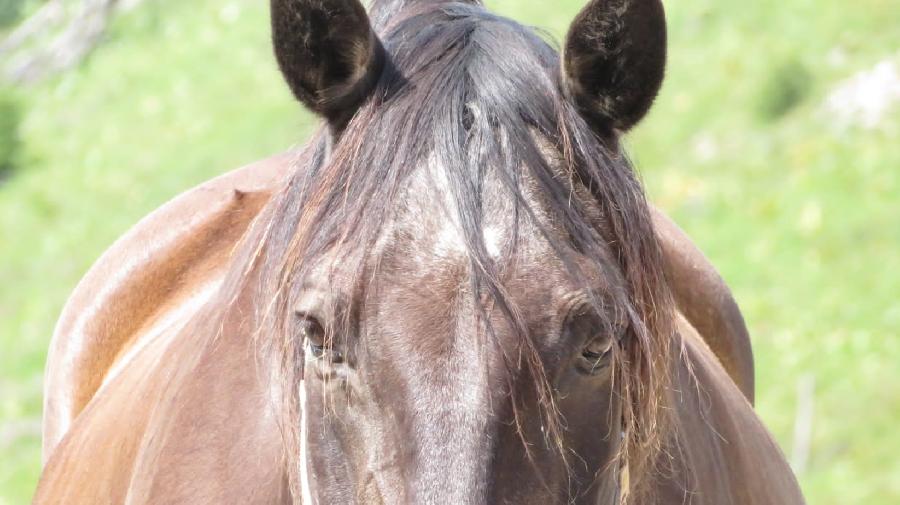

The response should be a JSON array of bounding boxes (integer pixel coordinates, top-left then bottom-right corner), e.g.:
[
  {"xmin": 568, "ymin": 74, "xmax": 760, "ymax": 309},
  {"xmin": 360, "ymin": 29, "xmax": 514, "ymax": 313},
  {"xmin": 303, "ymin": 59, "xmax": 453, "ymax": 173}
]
[{"xmin": 33, "ymin": 0, "xmax": 803, "ymax": 504}]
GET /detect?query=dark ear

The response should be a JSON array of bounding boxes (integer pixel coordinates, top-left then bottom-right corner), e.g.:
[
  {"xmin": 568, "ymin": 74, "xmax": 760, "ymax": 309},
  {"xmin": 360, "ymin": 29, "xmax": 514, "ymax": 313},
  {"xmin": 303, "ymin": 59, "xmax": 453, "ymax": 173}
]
[
  {"xmin": 562, "ymin": 0, "xmax": 667, "ymax": 135},
  {"xmin": 271, "ymin": 0, "xmax": 385, "ymax": 125}
]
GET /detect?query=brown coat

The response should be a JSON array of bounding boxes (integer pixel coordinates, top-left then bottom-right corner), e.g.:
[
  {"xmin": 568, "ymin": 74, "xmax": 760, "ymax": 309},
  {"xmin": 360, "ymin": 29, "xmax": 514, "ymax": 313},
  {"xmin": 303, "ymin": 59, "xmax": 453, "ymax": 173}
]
[{"xmin": 34, "ymin": 153, "xmax": 790, "ymax": 504}]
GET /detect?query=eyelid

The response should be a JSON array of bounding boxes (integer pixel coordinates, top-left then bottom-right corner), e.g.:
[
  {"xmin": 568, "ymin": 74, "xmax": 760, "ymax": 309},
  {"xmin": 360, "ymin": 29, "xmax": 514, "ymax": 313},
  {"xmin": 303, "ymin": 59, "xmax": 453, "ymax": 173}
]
[
  {"xmin": 294, "ymin": 287, "xmax": 328, "ymax": 318},
  {"xmin": 559, "ymin": 290, "xmax": 630, "ymax": 351},
  {"xmin": 558, "ymin": 289, "xmax": 592, "ymax": 322},
  {"xmin": 561, "ymin": 287, "xmax": 617, "ymax": 326}
]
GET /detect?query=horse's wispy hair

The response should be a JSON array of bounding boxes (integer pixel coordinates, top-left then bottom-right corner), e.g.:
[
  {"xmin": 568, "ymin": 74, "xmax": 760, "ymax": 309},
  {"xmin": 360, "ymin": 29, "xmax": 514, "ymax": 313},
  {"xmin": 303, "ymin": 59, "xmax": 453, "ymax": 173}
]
[{"xmin": 250, "ymin": 3, "xmax": 675, "ymax": 502}]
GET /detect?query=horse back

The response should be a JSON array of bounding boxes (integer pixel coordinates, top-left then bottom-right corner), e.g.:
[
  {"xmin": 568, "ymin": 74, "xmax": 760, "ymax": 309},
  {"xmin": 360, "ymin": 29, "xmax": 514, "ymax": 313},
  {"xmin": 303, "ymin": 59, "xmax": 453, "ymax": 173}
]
[{"xmin": 40, "ymin": 152, "xmax": 291, "ymax": 460}]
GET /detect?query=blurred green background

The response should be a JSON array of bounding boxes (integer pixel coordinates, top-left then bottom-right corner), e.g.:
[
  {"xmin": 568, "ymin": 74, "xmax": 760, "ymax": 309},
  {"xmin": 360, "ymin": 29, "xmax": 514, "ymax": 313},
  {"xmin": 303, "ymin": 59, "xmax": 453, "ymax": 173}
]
[{"xmin": 1, "ymin": 0, "xmax": 898, "ymax": 503}]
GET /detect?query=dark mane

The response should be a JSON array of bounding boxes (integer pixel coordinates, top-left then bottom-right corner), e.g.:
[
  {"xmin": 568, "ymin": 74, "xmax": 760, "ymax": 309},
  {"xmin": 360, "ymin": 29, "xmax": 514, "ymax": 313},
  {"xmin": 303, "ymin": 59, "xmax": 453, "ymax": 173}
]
[{"xmin": 252, "ymin": 2, "xmax": 675, "ymax": 501}]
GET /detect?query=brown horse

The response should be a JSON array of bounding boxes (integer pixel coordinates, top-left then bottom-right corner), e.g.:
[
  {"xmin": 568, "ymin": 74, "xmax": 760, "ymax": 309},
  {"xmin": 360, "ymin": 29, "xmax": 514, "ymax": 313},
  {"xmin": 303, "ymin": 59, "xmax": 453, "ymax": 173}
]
[{"xmin": 34, "ymin": 0, "xmax": 802, "ymax": 504}]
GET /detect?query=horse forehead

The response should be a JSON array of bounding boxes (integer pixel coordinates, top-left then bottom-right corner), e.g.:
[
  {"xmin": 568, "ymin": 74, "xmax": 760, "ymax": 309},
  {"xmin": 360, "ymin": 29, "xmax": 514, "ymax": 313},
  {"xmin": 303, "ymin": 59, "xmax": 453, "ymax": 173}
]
[
  {"xmin": 431, "ymin": 219, "xmax": 505, "ymax": 259},
  {"xmin": 369, "ymin": 164, "xmax": 577, "ymax": 325},
  {"xmin": 385, "ymin": 159, "xmax": 552, "ymax": 264}
]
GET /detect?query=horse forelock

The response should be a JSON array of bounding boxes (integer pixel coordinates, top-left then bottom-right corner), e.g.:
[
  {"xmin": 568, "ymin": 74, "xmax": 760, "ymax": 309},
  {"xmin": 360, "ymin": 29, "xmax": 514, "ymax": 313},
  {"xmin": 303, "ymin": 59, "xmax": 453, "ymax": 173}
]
[{"xmin": 249, "ymin": 3, "xmax": 676, "ymax": 501}]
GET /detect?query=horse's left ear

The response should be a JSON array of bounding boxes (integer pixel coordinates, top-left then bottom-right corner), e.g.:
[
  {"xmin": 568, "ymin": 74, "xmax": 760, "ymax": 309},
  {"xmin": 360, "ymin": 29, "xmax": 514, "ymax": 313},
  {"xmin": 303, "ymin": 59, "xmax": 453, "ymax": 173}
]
[
  {"xmin": 562, "ymin": 0, "xmax": 667, "ymax": 135},
  {"xmin": 271, "ymin": 0, "xmax": 385, "ymax": 126}
]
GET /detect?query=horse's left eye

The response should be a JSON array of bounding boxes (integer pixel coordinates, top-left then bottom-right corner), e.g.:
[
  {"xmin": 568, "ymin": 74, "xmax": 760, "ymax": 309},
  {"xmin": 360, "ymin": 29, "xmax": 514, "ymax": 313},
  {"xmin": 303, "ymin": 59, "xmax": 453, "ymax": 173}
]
[
  {"xmin": 563, "ymin": 303, "xmax": 616, "ymax": 374},
  {"xmin": 580, "ymin": 338, "xmax": 613, "ymax": 373}
]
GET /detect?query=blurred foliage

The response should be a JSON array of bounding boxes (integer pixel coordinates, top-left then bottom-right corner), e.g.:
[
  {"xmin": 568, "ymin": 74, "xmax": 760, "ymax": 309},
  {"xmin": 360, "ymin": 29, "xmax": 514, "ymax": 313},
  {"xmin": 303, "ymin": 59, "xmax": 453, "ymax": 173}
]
[
  {"xmin": 756, "ymin": 58, "xmax": 813, "ymax": 121},
  {"xmin": 1, "ymin": 0, "xmax": 898, "ymax": 504},
  {"xmin": 0, "ymin": 88, "xmax": 23, "ymax": 180},
  {"xmin": 0, "ymin": 0, "xmax": 27, "ymax": 28}
]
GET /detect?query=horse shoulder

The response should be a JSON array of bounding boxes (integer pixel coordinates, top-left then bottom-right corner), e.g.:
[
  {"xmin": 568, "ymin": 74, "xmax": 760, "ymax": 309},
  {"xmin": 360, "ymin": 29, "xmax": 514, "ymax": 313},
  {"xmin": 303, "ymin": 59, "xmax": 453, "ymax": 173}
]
[
  {"xmin": 41, "ymin": 152, "xmax": 291, "ymax": 460},
  {"xmin": 652, "ymin": 207, "xmax": 755, "ymax": 402},
  {"xmin": 34, "ymin": 287, "xmax": 290, "ymax": 505},
  {"xmin": 656, "ymin": 316, "xmax": 805, "ymax": 505}
]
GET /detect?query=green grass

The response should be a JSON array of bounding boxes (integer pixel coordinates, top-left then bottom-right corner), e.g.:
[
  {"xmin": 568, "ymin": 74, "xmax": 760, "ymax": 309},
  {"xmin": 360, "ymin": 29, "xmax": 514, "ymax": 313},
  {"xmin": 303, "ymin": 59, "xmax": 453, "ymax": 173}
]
[{"xmin": 1, "ymin": 0, "xmax": 898, "ymax": 503}]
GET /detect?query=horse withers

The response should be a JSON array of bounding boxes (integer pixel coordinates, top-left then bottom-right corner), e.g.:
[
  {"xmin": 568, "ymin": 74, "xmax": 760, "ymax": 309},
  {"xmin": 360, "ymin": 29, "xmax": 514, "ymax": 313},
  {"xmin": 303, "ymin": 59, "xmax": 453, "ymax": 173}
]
[{"xmin": 34, "ymin": 1, "xmax": 800, "ymax": 504}]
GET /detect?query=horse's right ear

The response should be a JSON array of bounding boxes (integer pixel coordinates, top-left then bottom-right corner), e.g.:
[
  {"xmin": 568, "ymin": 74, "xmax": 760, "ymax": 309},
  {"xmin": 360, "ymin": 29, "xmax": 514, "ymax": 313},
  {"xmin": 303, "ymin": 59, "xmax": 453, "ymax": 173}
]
[{"xmin": 271, "ymin": 0, "xmax": 385, "ymax": 126}]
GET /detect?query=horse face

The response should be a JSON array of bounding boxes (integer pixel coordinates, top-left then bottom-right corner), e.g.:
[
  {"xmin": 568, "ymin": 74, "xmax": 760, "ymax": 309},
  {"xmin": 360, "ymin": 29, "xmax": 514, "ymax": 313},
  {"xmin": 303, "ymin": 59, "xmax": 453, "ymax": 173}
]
[
  {"xmin": 272, "ymin": 0, "xmax": 668, "ymax": 502},
  {"xmin": 294, "ymin": 168, "xmax": 629, "ymax": 504}
]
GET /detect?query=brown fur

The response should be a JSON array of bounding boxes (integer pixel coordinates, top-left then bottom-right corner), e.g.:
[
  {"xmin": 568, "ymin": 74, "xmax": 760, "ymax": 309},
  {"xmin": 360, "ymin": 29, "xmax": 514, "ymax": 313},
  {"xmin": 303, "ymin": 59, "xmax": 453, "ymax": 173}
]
[
  {"xmin": 36, "ymin": 155, "xmax": 766, "ymax": 505},
  {"xmin": 35, "ymin": 1, "xmax": 799, "ymax": 504},
  {"xmin": 41, "ymin": 153, "xmax": 290, "ymax": 460}
]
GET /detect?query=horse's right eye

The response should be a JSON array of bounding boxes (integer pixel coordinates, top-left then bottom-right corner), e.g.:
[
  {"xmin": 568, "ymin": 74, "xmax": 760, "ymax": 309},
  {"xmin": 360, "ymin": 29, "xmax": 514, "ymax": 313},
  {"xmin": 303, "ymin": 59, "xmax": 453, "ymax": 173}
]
[
  {"xmin": 296, "ymin": 314, "xmax": 347, "ymax": 364},
  {"xmin": 296, "ymin": 315, "xmax": 326, "ymax": 348}
]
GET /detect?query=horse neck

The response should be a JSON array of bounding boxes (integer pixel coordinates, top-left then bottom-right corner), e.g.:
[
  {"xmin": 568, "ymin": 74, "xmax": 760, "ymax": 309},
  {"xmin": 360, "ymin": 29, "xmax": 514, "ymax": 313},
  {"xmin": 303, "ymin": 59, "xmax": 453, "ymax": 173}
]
[{"xmin": 657, "ymin": 318, "xmax": 804, "ymax": 505}]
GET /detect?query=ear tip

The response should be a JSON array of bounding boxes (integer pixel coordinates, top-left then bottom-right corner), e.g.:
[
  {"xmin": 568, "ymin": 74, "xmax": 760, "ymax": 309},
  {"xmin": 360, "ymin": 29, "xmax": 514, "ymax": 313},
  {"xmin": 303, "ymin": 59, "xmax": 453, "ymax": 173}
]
[
  {"xmin": 562, "ymin": 0, "xmax": 668, "ymax": 133},
  {"xmin": 271, "ymin": 0, "xmax": 384, "ymax": 124}
]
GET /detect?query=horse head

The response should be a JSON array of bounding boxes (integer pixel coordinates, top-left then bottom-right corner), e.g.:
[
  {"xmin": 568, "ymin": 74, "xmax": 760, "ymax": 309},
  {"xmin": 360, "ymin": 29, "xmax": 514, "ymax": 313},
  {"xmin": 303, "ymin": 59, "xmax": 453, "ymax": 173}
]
[{"xmin": 264, "ymin": 1, "xmax": 672, "ymax": 503}]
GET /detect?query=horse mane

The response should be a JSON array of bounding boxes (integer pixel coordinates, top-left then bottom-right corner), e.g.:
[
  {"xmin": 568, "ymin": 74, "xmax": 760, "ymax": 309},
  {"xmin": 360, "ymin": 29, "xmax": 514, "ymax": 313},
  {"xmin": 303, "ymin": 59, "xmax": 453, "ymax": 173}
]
[{"xmin": 242, "ymin": 2, "xmax": 676, "ymax": 501}]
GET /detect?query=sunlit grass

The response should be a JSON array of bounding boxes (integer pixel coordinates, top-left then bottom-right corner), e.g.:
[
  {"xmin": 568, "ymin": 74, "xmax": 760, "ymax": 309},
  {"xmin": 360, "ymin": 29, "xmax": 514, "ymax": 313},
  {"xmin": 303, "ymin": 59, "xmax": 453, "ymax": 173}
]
[{"xmin": 1, "ymin": 0, "xmax": 897, "ymax": 503}]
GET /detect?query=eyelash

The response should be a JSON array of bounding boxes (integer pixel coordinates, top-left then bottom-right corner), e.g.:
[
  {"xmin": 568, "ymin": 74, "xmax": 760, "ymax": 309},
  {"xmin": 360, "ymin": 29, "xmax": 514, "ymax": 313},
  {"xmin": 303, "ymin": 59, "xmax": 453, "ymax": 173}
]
[
  {"xmin": 307, "ymin": 340, "xmax": 346, "ymax": 363},
  {"xmin": 297, "ymin": 316, "xmax": 348, "ymax": 364}
]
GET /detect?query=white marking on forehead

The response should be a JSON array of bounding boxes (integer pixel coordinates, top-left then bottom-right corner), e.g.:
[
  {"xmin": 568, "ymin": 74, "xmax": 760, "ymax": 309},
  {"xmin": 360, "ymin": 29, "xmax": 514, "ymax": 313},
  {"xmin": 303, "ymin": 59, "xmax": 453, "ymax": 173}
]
[
  {"xmin": 433, "ymin": 223, "xmax": 467, "ymax": 258},
  {"xmin": 417, "ymin": 154, "xmax": 506, "ymax": 260},
  {"xmin": 432, "ymin": 223, "xmax": 504, "ymax": 259},
  {"xmin": 483, "ymin": 226, "xmax": 503, "ymax": 258}
]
